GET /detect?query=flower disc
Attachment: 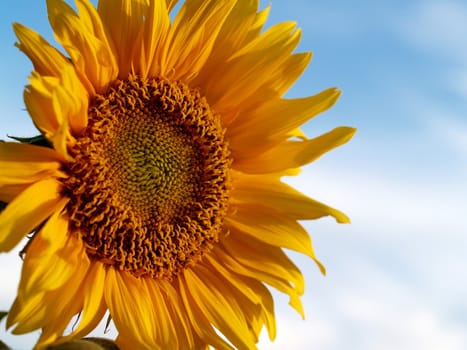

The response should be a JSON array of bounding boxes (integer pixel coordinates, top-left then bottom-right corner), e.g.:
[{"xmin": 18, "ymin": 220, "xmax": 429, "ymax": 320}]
[{"xmin": 63, "ymin": 75, "xmax": 231, "ymax": 279}]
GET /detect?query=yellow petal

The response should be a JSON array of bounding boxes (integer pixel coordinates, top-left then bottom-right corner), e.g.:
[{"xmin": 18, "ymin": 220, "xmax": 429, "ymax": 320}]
[
  {"xmin": 144, "ymin": 279, "xmax": 179, "ymax": 349},
  {"xmin": 194, "ymin": 1, "xmax": 270, "ymax": 90},
  {"xmin": 223, "ymin": 233, "xmax": 305, "ymax": 294},
  {"xmin": 60, "ymin": 262, "xmax": 107, "ymax": 341},
  {"xmin": 201, "ymin": 0, "xmax": 261, "ymax": 64},
  {"xmin": 136, "ymin": 0, "xmax": 170, "ymax": 78},
  {"xmin": 234, "ymin": 127, "xmax": 356, "ymax": 173},
  {"xmin": 105, "ymin": 269, "xmax": 157, "ymax": 349},
  {"xmin": 24, "ymin": 74, "xmax": 62, "ymax": 139},
  {"xmin": 226, "ymin": 203, "xmax": 325, "ymax": 274},
  {"xmin": 176, "ymin": 278, "xmax": 235, "ymax": 350},
  {"xmin": 20, "ymin": 204, "xmax": 73, "ymax": 297},
  {"xmin": 204, "ymin": 22, "xmax": 301, "ymax": 113},
  {"xmin": 49, "ymin": 109, "xmax": 72, "ymax": 160},
  {"xmin": 166, "ymin": 0, "xmax": 178, "ymax": 11},
  {"xmin": 25, "ymin": 66, "xmax": 83, "ymax": 151},
  {"xmin": 8, "ymin": 234, "xmax": 89, "ymax": 337},
  {"xmin": 232, "ymin": 174, "xmax": 350, "ymax": 223},
  {"xmin": 198, "ymin": 267, "xmax": 263, "ymax": 343},
  {"xmin": 217, "ymin": 238, "xmax": 305, "ymax": 318},
  {"xmin": 162, "ymin": 0, "xmax": 236, "ymax": 82},
  {"xmin": 158, "ymin": 280, "xmax": 196, "ymax": 348},
  {"xmin": 0, "ymin": 178, "xmax": 63, "ymax": 252},
  {"xmin": 271, "ymin": 52, "xmax": 312, "ymax": 96},
  {"xmin": 35, "ymin": 256, "xmax": 90, "ymax": 348},
  {"xmin": 47, "ymin": 0, "xmax": 117, "ymax": 92},
  {"xmin": 8, "ymin": 292, "xmax": 45, "ymax": 334},
  {"xmin": 182, "ymin": 267, "xmax": 257, "ymax": 349},
  {"xmin": 227, "ymin": 88, "xmax": 341, "ymax": 157},
  {"xmin": 0, "ymin": 142, "xmax": 64, "ymax": 185},
  {"xmin": 228, "ymin": 21, "xmax": 299, "ymax": 61},
  {"xmin": 13, "ymin": 23, "xmax": 68, "ymax": 77},
  {"xmin": 205, "ymin": 255, "xmax": 276, "ymax": 341},
  {"xmin": 98, "ymin": 0, "xmax": 147, "ymax": 78},
  {"xmin": 0, "ymin": 184, "xmax": 28, "ymax": 202},
  {"xmin": 52, "ymin": 65, "xmax": 88, "ymax": 135}
]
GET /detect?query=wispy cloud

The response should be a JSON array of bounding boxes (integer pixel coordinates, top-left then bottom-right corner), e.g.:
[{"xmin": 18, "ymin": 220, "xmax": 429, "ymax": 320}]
[
  {"xmin": 286, "ymin": 162, "xmax": 467, "ymax": 240},
  {"xmin": 258, "ymin": 250, "xmax": 467, "ymax": 350},
  {"xmin": 397, "ymin": 0, "xmax": 467, "ymax": 61},
  {"xmin": 277, "ymin": 158, "xmax": 467, "ymax": 349},
  {"xmin": 429, "ymin": 115, "xmax": 467, "ymax": 158}
]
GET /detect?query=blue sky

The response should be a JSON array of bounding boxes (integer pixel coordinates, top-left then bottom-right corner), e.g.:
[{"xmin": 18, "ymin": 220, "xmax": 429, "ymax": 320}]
[{"xmin": 1, "ymin": 0, "xmax": 467, "ymax": 349}]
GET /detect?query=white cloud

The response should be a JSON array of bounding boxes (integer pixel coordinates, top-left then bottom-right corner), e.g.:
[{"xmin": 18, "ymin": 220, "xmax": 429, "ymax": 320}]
[
  {"xmin": 340, "ymin": 295, "xmax": 466, "ymax": 350},
  {"xmin": 258, "ymin": 247, "xmax": 467, "ymax": 350},
  {"xmin": 258, "ymin": 314, "xmax": 337, "ymax": 350},
  {"xmin": 285, "ymin": 163, "xmax": 467, "ymax": 240},
  {"xmin": 277, "ymin": 158, "xmax": 467, "ymax": 349},
  {"xmin": 393, "ymin": 82, "xmax": 467, "ymax": 164}
]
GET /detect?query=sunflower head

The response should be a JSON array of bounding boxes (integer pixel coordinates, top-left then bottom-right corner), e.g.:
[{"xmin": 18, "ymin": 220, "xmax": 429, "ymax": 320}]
[{"xmin": 0, "ymin": 0, "xmax": 355, "ymax": 349}]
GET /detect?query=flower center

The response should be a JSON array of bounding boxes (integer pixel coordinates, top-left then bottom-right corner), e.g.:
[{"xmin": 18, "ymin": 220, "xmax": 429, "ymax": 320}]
[{"xmin": 62, "ymin": 76, "xmax": 231, "ymax": 279}]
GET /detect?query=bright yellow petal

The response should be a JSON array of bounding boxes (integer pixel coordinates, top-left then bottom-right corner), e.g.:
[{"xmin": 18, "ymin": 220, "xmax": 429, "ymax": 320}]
[
  {"xmin": 0, "ymin": 178, "xmax": 64, "ymax": 252},
  {"xmin": 105, "ymin": 269, "xmax": 157, "ymax": 349},
  {"xmin": 47, "ymin": 0, "xmax": 118, "ymax": 92},
  {"xmin": 205, "ymin": 255, "xmax": 276, "ymax": 341},
  {"xmin": 271, "ymin": 52, "xmax": 312, "ymax": 96},
  {"xmin": 143, "ymin": 279, "xmax": 179, "ymax": 349},
  {"xmin": 136, "ymin": 0, "xmax": 171, "ymax": 78},
  {"xmin": 35, "ymin": 258, "xmax": 90, "ymax": 349},
  {"xmin": 162, "ymin": 0, "xmax": 236, "ymax": 82},
  {"xmin": 222, "ymin": 233, "xmax": 305, "ymax": 295},
  {"xmin": 217, "ymin": 237, "xmax": 305, "ymax": 318},
  {"xmin": 232, "ymin": 174, "xmax": 350, "ymax": 223},
  {"xmin": 24, "ymin": 74, "xmax": 62, "ymax": 139},
  {"xmin": 200, "ymin": 0, "xmax": 262, "ymax": 65},
  {"xmin": 25, "ymin": 67, "xmax": 82, "ymax": 153},
  {"xmin": 8, "ymin": 234, "xmax": 89, "ymax": 337},
  {"xmin": 13, "ymin": 23, "xmax": 68, "ymax": 77},
  {"xmin": 226, "ymin": 203, "xmax": 325, "ymax": 274},
  {"xmin": 202, "ymin": 22, "xmax": 301, "ymax": 114},
  {"xmin": 190, "ymin": 267, "xmax": 263, "ymax": 345},
  {"xmin": 98, "ymin": 0, "xmax": 147, "ymax": 78},
  {"xmin": 234, "ymin": 127, "xmax": 356, "ymax": 173},
  {"xmin": 52, "ymin": 64, "xmax": 88, "ymax": 135},
  {"xmin": 0, "ymin": 142, "xmax": 64, "ymax": 185},
  {"xmin": 176, "ymin": 278, "xmax": 235, "ymax": 350},
  {"xmin": 7, "ymin": 292, "xmax": 45, "ymax": 334},
  {"xmin": 60, "ymin": 262, "xmax": 107, "ymax": 342},
  {"xmin": 227, "ymin": 88, "xmax": 341, "ymax": 157},
  {"xmin": 229, "ymin": 22, "xmax": 299, "ymax": 61},
  {"xmin": 182, "ymin": 267, "xmax": 258, "ymax": 349},
  {"xmin": 19, "ymin": 203, "xmax": 72, "ymax": 297},
  {"xmin": 193, "ymin": 1, "xmax": 269, "ymax": 90},
  {"xmin": 158, "ymin": 280, "xmax": 196, "ymax": 348}
]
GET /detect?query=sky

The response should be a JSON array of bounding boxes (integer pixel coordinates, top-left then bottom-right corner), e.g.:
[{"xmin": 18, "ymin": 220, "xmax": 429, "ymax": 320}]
[{"xmin": 1, "ymin": 0, "xmax": 467, "ymax": 349}]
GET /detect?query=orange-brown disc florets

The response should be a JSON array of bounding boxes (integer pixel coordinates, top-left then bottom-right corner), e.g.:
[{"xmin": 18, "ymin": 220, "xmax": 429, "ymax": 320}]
[{"xmin": 62, "ymin": 76, "xmax": 231, "ymax": 279}]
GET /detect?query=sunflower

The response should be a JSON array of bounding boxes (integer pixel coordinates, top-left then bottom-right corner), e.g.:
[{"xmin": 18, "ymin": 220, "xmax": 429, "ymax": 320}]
[{"xmin": 0, "ymin": 0, "xmax": 355, "ymax": 349}]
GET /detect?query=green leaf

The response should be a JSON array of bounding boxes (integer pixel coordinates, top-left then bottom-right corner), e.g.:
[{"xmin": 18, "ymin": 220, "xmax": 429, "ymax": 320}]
[
  {"xmin": 0, "ymin": 312, "xmax": 7, "ymax": 323},
  {"xmin": 104, "ymin": 315, "xmax": 112, "ymax": 333},
  {"xmin": 7, "ymin": 134, "xmax": 51, "ymax": 147}
]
